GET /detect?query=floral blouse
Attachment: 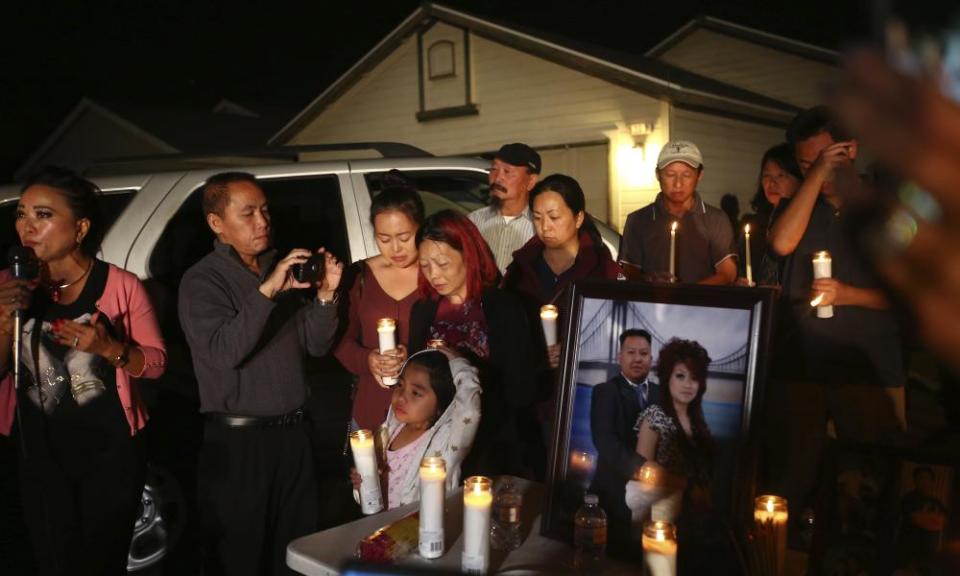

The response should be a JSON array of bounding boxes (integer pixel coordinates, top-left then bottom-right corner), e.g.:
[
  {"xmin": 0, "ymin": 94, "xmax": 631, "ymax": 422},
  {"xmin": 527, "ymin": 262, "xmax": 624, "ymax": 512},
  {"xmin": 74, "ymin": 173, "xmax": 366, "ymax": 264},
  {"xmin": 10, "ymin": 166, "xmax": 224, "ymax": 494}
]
[{"xmin": 636, "ymin": 404, "xmax": 711, "ymax": 486}]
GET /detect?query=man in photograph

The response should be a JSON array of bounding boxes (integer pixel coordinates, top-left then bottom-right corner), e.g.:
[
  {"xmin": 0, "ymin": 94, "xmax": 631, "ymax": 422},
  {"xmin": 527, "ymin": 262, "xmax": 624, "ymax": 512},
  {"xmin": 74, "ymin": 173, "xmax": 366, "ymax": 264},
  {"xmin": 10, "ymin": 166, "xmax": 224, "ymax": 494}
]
[
  {"xmin": 469, "ymin": 142, "xmax": 541, "ymax": 273},
  {"xmin": 618, "ymin": 140, "xmax": 737, "ymax": 285},
  {"xmin": 898, "ymin": 466, "xmax": 948, "ymax": 570},
  {"xmin": 589, "ymin": 328, "xmax": 656, "ymax": 552}
]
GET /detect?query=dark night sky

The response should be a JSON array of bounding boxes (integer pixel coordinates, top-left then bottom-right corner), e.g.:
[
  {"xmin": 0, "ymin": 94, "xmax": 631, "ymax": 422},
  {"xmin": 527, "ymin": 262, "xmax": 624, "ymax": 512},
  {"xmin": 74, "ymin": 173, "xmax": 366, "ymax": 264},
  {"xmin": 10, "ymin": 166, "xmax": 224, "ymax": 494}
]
[{"xmin": 2, "ymin": 0, "xmax": 887, "ymax": 183}]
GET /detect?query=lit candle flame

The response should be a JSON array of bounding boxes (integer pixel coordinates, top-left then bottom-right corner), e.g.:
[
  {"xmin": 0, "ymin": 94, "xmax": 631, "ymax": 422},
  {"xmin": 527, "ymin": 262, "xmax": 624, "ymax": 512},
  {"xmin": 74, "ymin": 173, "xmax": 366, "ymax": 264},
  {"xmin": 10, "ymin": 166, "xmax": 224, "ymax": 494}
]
[
  {"xmin": 766, "ymin": 498, "xmax": 775, "ymax": 514},
  {"xmin": 744, "ymin": 223, "xmax": 750, "ymax": 234},
  {"xmin": 671, "ymin": 221, "xmax": 678, "ymax": 232},
  {"xmin": 810, "ymin": 293, "xmax": 825, "ymax": 307}
]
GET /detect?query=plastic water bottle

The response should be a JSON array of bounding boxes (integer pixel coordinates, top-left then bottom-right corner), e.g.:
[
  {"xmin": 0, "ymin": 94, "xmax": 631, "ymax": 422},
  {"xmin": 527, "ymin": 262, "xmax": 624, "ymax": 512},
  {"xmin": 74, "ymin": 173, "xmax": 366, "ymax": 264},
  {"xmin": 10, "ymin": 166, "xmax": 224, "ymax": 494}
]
[
  {"xmin": 573, "ymin": 493, "xmax": 607, "ymax": 572},
  {"xmin": 490, "ymin": 477, "xmax": 523, "ymax": 550}
]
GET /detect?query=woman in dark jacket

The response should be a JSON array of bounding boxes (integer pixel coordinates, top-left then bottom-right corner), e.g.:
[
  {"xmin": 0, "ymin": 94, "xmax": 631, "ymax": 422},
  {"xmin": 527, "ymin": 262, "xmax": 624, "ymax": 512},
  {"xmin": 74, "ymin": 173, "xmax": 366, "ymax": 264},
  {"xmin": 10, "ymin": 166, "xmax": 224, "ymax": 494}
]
[
  {"xmin": 502, "ymin": 175, "xmax": 620, "ymax": 457},
  {"xmin": 503, "ymin": 174, "xmax": 620, "ymax": 368},
  {"xmin": 409, "ymin": 210, "xmax": 538, "ymax": 478}
]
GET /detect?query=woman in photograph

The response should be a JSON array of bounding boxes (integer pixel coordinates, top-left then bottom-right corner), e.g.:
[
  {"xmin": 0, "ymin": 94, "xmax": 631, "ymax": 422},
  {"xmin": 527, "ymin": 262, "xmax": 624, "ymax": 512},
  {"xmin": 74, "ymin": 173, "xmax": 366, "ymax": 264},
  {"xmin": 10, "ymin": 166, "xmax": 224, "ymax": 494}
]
[
  {"xmin": 635, "ymin": 338, "xmax": 715, "ymax": 508},
  {"xmin": 503, "ymin": 173, "xmax": 619, "ymax": 369},
  {"xmin": 409, "ymin": 209, "xmax": 538, "ymax": 478},
  {"xmin": 335, "ymin": 170, "xmax": 423, "ymax": 430},
  {"xmin": 740, "ymin": 143, "xmax": 802, "ymax": 286},
  {"xmin": 0, "ymin": 166, "xmax": 167, "ymax": 575}
]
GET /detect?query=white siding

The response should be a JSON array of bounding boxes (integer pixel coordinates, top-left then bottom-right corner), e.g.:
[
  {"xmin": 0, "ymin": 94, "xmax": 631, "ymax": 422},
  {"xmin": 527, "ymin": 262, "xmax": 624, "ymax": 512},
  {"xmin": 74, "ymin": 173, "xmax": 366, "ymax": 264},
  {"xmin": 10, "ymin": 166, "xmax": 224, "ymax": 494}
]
[
  {"xmin": 290, "ymin": 30, "xmax": 663, "ymax": 160},
  {"xmin": 538, "ymin": 143, "xmax": 609, "ymax": 220},
  {"xmin": 671, "ymin": 108, "xmax": 783, "ymax": 209},
  {"xmin": 657, "ymin": 29, "xmax": 838, "ymax": 108}
]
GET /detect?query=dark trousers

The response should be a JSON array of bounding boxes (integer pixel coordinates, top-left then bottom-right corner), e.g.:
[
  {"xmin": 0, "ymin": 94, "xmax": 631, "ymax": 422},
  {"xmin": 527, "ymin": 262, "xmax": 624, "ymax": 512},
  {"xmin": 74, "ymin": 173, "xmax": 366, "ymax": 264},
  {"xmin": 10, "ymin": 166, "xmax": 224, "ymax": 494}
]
[
  {"xmin": 18, "ymin": 432, "xmax": 146, "ymax": 576},
  {"xmin": 198, "ymin": 421, "xmax": 318, "ymax": 576}
]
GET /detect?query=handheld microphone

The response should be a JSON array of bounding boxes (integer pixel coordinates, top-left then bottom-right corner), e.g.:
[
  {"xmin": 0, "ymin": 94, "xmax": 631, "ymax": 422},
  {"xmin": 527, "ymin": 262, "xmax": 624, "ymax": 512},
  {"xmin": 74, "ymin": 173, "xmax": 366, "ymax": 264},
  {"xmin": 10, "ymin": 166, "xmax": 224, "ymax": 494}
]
[
  {"xmin": 8, "ymin": 245, "xmax": 39, "ymax": 281},
  {"xmin": 7, "ymin": 245, "xmax": 38, "ymax": 391}
]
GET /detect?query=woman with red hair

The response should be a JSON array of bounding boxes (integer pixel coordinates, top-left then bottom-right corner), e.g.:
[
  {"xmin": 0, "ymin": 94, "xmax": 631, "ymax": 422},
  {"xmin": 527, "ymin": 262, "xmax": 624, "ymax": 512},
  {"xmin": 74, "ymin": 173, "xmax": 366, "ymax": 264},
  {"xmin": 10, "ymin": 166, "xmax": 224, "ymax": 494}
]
[{"xmin": 409, "ymin": 210, "xmax": 538, "ymax": 478}]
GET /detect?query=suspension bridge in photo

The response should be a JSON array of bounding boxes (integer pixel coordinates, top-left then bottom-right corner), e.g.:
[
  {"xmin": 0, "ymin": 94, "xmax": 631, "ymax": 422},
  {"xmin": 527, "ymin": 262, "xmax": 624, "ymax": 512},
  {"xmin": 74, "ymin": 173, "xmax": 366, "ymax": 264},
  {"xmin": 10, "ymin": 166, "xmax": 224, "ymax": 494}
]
[{"xmin": 576, "ymin": 300, "xmax": 748, "ymax": 376}]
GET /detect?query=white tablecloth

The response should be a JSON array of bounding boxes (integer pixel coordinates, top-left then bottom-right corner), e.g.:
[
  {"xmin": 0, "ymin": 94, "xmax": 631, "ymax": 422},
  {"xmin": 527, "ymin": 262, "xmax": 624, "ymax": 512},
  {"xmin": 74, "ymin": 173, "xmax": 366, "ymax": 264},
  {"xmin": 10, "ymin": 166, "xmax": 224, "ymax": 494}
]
[{"xmin": 287, "ymin": 478, "xmax": 635, "ymax": 575}]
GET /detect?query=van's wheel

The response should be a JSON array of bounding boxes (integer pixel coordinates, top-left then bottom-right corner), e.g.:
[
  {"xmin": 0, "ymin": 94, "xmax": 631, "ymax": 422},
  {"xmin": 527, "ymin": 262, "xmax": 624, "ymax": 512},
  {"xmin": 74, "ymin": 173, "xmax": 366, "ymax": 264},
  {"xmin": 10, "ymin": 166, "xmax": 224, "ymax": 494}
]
[{"xmin": 127, "ymin": 464, "xmax": 186, "ymax": 572}]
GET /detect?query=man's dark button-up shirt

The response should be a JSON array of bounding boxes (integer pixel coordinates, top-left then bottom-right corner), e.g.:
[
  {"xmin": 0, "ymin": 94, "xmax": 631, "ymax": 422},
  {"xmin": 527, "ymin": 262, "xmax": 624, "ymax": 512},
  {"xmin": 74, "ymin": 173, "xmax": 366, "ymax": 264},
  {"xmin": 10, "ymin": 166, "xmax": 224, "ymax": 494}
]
[{"xmin": 179, "ymin": 241, "xmax": 338, "ymax": 415}]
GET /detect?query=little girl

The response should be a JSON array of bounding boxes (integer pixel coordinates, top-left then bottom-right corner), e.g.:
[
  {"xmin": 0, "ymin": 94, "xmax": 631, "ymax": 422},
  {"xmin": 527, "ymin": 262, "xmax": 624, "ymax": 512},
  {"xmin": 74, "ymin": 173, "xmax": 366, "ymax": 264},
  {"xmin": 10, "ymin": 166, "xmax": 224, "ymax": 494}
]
[{"xmin": 352, "ymin": 346, "xmax": 481, "ymax": 508}]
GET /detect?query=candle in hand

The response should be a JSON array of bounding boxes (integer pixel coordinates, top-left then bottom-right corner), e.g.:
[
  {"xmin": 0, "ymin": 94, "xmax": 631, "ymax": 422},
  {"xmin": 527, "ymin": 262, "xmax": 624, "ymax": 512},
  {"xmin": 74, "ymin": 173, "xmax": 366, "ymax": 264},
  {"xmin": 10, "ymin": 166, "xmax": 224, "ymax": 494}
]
[
  {"xmin": 419, "ymin": 456, "xmax": 447, "ymax": 559},
  {"xmin": 377, "ymin": 318, "xmax": 398, "ymax": 386},
  {"xmin": 642, "ymin": 520, "xmax": 677, "ymax": 576},
  {"xmin": 351, "ymin": 429, "xmax": 384, "ymax": 514},
  {"xmin": 754, "ymin": 495, "xmax": 788, "ymax": 576},
  {"xmin": 744, "ymin": 224, "xmax": 753, "ymax": 286},
  {"xmin": 540, "ymin": 304, "xmax": 559, "ymax": 347},
  {"xmin": 462, "ymin": 476, "xmax": 493, "ymax": 574},
  {"xmin": 811, "ymin": 251, "xmax": 833, "ymax": 319},
  {"xmin": 669, "ymin": 221, "xmax": 678, "ymax": 281}
]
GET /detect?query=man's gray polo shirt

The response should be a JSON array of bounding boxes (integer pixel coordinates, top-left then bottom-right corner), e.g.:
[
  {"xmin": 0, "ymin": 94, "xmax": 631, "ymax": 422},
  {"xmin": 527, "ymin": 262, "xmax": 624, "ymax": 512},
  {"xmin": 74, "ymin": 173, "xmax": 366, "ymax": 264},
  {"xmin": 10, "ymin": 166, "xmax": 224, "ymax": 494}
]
[
  {"xmin": 619, "ymin": 192, "xmax": 736, "ymax": 283},
  {"xmin": 468, "ymin": 205, "xmax": 535, "ymax": 274}
]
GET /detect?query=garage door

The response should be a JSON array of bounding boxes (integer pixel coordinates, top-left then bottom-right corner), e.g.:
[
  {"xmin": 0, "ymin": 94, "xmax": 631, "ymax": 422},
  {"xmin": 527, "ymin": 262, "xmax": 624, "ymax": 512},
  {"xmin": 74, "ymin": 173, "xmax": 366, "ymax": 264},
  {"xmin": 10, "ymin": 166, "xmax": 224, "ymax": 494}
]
[{"xmin": 537, "ymin": 142, "xmax": 610, "ymax": 227}]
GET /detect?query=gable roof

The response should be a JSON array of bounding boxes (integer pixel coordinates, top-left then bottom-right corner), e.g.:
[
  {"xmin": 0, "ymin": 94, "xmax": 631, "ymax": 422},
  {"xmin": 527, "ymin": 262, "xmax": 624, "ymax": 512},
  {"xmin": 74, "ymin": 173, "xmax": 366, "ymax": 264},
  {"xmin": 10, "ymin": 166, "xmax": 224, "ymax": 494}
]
[
  {"xmin": 644, "ymin": 15, "xmax": 839, "ymax": 64},
  {"xmin": 17, "ymin": 98, "xmax": 291, "ymax": 179},
  {"xmin": 15, "ymin": 98, "xmax": 177, "ymax": 180},
  {"xmin": 270, "ymin": 3, "xmax": 803, "ymax": 145}
]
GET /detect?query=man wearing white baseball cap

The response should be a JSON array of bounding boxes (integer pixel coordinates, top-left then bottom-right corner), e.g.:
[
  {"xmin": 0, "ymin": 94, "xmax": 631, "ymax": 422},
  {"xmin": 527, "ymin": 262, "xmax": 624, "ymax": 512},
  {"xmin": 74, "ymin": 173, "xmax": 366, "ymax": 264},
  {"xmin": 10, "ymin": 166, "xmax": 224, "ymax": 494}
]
[{"xmin": 619, "ymin": 140, "xmax": 737, "ymax": 285}]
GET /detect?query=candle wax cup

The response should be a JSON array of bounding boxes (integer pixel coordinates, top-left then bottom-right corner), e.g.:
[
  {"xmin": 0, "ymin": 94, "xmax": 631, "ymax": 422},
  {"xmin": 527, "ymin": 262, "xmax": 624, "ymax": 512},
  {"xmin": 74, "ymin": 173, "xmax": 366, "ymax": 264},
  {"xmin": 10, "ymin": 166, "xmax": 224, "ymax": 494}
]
[
  {"xmin": 351, "ymin": 432, "xmax": 383, "ymax": 514},
  {"xmin": 462, "ymin": 488, "xmax": 492, "ymax": 573},
  {"xmin": 642, "ymin": 535, "xmax": 678, "ymax": 576},
  {"xmin": 419, "ymin": 465, "xmax": 446, "ymax": 559}
]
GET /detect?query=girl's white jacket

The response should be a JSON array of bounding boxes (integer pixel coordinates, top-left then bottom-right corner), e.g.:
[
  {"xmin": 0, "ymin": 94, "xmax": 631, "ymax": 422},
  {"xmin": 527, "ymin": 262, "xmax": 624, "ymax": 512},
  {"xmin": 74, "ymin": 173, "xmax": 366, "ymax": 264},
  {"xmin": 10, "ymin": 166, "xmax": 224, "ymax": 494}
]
[{"xmin": 385, "ymin": 356, "xmax": 482, "ymax": 507}]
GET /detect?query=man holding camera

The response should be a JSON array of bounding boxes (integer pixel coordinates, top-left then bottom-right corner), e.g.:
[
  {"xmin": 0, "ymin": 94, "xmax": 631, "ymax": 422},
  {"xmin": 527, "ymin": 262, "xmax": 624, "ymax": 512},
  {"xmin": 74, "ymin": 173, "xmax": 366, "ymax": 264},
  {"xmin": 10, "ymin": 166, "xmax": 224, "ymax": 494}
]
[{"xmin": 179, "ymin": 171, "xmax": 343, "ymax": 576}]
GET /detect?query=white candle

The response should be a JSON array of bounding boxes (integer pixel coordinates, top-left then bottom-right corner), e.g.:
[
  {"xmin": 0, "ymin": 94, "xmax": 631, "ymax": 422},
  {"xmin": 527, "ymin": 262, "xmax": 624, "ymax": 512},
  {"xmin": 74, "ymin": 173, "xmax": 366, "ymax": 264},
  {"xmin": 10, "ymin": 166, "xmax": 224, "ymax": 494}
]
[
  {"xmin": 419, "ymin": 456, "xmax": 447, "ymax": 559},
  {"xmin": 540, "ymin": 304, "xmax": 558, "ymax": 347},
  {"xmin": 744, "ymin": 224, "xmax": 753, "ymax": 286},
  {"xmin": 377, "ymin": 318, "xmax": 398, "ymax": 386},
  {"xmin": 811, "ymin": 251, "xmax": 833, "ymax": 319},
  {"xmin": 642, "ymin": 521, "xmax": 677, "ymax": 576},
  {"xmin": 350, "ymin": 429, "xmax": 384, "ymax": 515},
  {"xmin": 461, "ymin": 476, "xmax": 492, "ymax": 574},
  {"xmin": 754, "ymin": 495, "xmax": 788, "ymax": 576},
  {"xmin": 669, "ymin": 221, "xmax": 678, "ymax": 280}
]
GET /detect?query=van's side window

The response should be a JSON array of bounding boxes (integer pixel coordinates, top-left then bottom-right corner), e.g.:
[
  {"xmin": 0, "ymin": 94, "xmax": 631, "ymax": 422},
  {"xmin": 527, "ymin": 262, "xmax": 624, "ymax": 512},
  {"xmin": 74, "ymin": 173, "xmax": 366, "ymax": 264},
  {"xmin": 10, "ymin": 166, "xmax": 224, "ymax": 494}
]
[
  {"xmin": 364, "ymin": 170, "xmax": 489, "ymax": 218},
  {"xmin": 148, "ymin": 175, "xmax": 348, "ymax": 283},
  {"xmin": 145, "ymin": 175, "xmax": 348, "ymax": 399}
]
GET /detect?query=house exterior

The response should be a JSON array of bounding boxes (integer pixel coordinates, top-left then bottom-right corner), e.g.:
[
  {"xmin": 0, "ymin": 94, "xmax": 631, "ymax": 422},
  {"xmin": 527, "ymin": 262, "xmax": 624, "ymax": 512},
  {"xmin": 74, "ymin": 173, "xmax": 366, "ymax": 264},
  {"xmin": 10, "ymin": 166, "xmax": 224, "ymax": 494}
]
[
  {"xmin": 273, "ymin": 4, "xmax": 838, "ymax": 231},
  {"xmin": 17, "ymin": 99, "xmax": 286, "ymax": 180}
]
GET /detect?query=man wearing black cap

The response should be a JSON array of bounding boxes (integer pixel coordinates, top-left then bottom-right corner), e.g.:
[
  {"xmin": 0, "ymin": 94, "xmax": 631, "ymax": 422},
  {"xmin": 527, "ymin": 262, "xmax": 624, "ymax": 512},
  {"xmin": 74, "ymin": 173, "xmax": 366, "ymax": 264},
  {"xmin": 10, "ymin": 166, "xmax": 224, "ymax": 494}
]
[{"xmin": 469, "ymin": 143, "xmax": 541, "ymax": 273}]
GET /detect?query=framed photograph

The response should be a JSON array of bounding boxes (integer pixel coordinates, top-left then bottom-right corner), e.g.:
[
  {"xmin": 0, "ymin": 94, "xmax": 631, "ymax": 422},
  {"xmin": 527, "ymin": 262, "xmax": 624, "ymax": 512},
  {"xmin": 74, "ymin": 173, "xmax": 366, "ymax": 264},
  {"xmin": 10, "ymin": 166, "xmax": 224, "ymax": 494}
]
[
  {"xmin": 813, "ymin": 445, "xmax": 959, "ymax": 575},
  {"xmin": 890, "ymin": 458, "xmax": 956, "ymax": 572},
  {"xmin": 541, "ymin": 279, "xmax": 776, "ymax": 553}
]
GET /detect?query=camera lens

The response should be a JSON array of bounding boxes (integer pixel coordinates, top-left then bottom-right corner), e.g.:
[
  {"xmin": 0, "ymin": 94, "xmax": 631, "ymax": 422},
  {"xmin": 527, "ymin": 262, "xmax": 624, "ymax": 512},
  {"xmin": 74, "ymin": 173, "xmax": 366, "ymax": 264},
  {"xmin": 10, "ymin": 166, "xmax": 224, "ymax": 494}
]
[{"xmin": 292, "ymin": 255, "xmax": 325, "ymax": 284}]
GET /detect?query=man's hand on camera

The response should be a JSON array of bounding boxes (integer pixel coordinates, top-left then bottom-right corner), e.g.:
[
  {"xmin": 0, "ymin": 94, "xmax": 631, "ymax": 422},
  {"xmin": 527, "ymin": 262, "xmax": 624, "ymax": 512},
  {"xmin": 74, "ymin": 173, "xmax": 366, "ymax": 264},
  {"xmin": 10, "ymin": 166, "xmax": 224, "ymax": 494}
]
[
  {"xmin": 259, "ymin": 249, "xmax": 312, "ymax": 299},
  {"xmin": 316, "ymin": 247, "xmax": 343, "ymax": 301}
]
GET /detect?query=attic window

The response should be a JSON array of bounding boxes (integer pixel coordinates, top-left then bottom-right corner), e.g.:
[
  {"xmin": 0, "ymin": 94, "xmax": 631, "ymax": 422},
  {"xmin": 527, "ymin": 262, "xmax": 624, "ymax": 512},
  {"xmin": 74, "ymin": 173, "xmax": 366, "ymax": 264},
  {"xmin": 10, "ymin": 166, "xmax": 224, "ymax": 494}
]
[{"xmin": 428, "ymin": 40, "xmax": 456, "ymax": 79}]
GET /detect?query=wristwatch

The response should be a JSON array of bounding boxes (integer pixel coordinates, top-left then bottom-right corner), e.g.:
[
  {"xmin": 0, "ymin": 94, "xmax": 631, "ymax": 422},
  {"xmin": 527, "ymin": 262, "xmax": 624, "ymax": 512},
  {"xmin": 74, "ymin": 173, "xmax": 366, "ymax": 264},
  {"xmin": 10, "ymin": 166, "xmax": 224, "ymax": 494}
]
[{"xmin": 111, "ymin": 343, "xmax": 130, "ymax": 368}]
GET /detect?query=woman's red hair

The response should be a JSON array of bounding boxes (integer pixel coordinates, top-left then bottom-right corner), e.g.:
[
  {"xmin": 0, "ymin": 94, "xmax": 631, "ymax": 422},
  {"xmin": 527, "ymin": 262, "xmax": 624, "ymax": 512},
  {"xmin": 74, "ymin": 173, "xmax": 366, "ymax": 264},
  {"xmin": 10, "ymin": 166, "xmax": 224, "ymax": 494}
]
[{"xmin": 415, "ymin": 209, "xmax": 499, "ymax": 301}]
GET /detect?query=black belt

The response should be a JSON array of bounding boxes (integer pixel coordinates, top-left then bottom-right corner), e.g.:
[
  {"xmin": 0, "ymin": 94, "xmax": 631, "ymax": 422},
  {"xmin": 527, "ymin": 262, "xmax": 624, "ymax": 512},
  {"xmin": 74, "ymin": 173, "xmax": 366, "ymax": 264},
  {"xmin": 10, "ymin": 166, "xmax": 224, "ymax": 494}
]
[{"xmin": 205, "ymin": 408, "xmax": 305, "ymax": 428}]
